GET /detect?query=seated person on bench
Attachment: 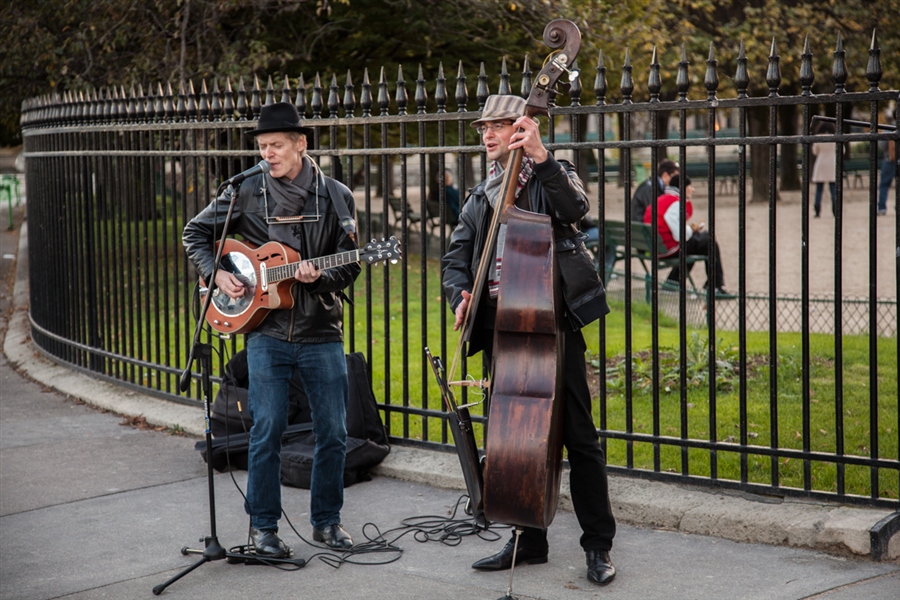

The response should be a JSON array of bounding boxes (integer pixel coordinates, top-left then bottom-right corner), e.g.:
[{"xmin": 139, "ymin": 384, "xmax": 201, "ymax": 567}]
[{"xmin": 644, "ymin": 174, "xmax": 728, "ymax": 295}]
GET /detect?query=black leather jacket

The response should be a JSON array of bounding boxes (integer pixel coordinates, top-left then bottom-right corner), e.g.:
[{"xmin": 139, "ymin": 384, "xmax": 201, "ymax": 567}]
[
  {"xmin": 442, "ymin": 155, "xmax": 608, "ymax": 351},
  {"xmin": 182, "ymin": 170, "xmax": 360, "ymax": 342}
]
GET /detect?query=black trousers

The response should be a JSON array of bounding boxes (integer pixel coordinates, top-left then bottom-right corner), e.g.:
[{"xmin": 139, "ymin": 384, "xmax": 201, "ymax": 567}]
[
  {"xmin": 483, "ymin": 327, "xmax": 617, "ymax": 552},
  {"xmin": 666, "ymin": 230, "xmax": 726, "ymax": 289}
]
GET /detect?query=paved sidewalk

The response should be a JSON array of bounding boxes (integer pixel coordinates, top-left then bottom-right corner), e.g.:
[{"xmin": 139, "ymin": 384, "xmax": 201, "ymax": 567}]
[{"xmin": 1, "ymin": 197, "xmax": 898, "ymax": 600}]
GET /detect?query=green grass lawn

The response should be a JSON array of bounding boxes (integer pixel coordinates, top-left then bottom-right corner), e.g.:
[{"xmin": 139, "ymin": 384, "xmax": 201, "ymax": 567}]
[
  {"xmin": 348, "ymin": 253, "xmax": 898, "ymax": 501},
  {"xmin": 588, "ymin": 300, "xmax": 898, "ymax": 501}
]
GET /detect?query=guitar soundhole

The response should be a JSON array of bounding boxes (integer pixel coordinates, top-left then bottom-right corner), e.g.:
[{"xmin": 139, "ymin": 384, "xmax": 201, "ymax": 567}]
[{"xmin": 212, "ymin": 250, "xmax": 257, "ymax": 317}]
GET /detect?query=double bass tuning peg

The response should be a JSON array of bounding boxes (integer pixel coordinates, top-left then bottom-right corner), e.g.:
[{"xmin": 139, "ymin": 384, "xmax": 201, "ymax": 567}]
[{"xmin": 551, "ymin": 52, "xmax": 579, "ymax": 82}]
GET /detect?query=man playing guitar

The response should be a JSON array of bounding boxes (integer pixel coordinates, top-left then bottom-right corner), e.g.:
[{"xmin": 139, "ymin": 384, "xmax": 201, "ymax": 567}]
[{"xmin": 183, "ymin": 102, "xmax": 359, "ymax": 557}]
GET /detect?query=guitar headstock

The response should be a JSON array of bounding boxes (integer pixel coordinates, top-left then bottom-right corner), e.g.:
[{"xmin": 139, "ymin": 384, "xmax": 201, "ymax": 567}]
[
  {"xmin": 524, "ymin": 19, "xmax": 582, "ymax": 119},
  {"xmin": 361, "ymin": 236, "xmax": 402, "ymax": 265}
]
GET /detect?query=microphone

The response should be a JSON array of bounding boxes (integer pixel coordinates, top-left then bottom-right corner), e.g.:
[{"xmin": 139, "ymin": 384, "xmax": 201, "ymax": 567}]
[{"xmin": 224, "ymin": 160, "xmax": 270, "ymax": 186}]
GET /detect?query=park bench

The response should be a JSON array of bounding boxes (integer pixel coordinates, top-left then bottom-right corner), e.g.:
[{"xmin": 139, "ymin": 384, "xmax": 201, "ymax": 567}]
[
  {"xmin": 424, "ymin": 197, "xmax": 459, "ymax": 236},
  {"xmin": 842, "ymin": 157, "xmax": 867, "ymax": 188},
  {"xmin": 589, "ymin": 219, "xmax": 704, "ymax": 295},
  {"xmin": 388, "ymin": 196, "xmax": 421, "ymax": 231},
  {"xmin": 683, "ymin": 161, "xmax": 741, "ymax": 195}
]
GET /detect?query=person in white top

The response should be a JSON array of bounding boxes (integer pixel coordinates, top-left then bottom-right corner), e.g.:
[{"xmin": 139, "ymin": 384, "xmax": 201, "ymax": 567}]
[{"xmin": 811, "ymin": 121, "xmax": 837, "ymax": 218}]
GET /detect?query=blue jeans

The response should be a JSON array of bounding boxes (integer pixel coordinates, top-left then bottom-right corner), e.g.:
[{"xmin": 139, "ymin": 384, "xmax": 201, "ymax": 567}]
[
  {"xmin": 814, "ymin": 182, "xmax": 836, "ymax": 214},
  {"xmin": 245, "ymin": 333, "xmax": 349, "ymax": 532},
  {"xmin": 878, "ymin": 158, "xmax": 896, "ymax": 212}
]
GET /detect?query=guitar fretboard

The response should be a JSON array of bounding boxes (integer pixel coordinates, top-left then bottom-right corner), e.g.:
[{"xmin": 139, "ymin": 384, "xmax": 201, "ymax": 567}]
[{"xmin": 266, "ymin": 250, "xmax": 361, "ymax": 283}]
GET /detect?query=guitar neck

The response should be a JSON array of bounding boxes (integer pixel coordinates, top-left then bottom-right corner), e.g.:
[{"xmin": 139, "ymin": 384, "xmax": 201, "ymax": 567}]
[{"xmin": 266, "ymin": 249, "xmax": 361, "ymax": 283}]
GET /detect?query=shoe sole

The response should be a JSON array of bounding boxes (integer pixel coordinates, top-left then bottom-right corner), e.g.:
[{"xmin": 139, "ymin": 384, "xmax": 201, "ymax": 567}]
[
  {"xmin": 312, "ymin": 534, "xmax": 352, "ymax": 549},
  {"xmin": 471, "ymin": 555, "xmax": 548, "ymax": 571},
  {"xmin": 588, "ymin": 573, "xmax": 616, "ymax": 586},
  {"xmin": 252, "ymin": 548, "xmax": 290, "ymax": 559}
]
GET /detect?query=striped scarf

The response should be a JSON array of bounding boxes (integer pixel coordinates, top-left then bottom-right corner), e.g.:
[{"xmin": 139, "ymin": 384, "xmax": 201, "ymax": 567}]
[{"xmin": 484, "ymin": 156, "xmax": 535, "ymax": 298}]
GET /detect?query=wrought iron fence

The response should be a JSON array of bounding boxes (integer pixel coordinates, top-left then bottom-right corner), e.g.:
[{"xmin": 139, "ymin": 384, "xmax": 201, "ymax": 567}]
[
  {"xmin": 19, "ymin": 33, "xmax": 899, "ymax": 508},
  {"xmin": 606, "ymin": 275, "xmax": 898, "ymax": 337}
]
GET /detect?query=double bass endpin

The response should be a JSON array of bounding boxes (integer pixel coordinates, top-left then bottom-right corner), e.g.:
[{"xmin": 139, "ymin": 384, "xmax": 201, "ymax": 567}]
[{"xmin": 497, "ymin": 528, "xmax": 524, "ymax": 600}]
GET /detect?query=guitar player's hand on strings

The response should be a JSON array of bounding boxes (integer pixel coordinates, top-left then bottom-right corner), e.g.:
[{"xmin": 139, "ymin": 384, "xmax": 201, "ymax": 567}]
[
  {"xmin": 295, "ymin": 260, "xmax": 321, "ymax": 284},
  {"xmin": 214, "ymin": 270, "xmax": 246, "ymax": 299}
]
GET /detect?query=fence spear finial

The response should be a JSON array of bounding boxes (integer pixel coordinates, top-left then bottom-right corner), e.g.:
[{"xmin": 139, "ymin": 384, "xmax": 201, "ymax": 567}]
[
  {"xmin": 676, "ymin": 44, "xmax": 690, "ymax": 101},
  {"xmin": 866, "ymin": 29, "xmax": 882, "ymax": 92},
  {"xmin": 800, "ymin": 35, "xmax": 814, "ymax": 96},
  {"xmin": 648, "ymin": 46, "xmax": 661, "ymax": 102},
  {"xmin": 832, "ymin": 31, "xmax": 847, "ymax": 94},
  {"xmin": 344, "ymin": 70, "xmax": 356, "ymax": 117},
  {"xmin": 620, "ymin": 48, "xmax": 634, "ymax": 104},
  {"xmin": 594, "ymin": 50, "xmax": 607, "ymax": 105}
]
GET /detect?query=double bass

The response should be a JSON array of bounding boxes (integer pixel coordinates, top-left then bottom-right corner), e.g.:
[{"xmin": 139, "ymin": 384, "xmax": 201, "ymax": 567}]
[{"xmin": 428, "ymin": 19, "xmax": 582, "ymax": 532}]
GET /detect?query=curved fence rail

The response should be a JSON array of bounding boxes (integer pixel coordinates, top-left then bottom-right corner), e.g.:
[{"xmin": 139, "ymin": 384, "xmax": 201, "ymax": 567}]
[{"xmin": 20, "ymin": 34, "xmax": 899, "ymax": 508}]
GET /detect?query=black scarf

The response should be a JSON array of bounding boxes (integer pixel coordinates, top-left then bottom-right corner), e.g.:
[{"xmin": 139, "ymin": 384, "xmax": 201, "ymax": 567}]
[{"xmin": 266, "ymin": 155, "xmax": 316, "ymax": 251}]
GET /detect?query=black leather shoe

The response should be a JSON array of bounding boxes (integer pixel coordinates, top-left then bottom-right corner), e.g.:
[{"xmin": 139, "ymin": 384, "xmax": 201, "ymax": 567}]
[
  {"xmin": 471, "ymin": 538, "xmax": 548, "ymax": 571},
  {"xmin": 586, "ymin": 549, "xmax": 615, "ymax": 586},
  {"xmin": 249, "ymin": 527, "xmax": 290, "ymax": 558},
  {"xmin": 313, "ymin": 523, "xmax": 353, "ymax": 549}
]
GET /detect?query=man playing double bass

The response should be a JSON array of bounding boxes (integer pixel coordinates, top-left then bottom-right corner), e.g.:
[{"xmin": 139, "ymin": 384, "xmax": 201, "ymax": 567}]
[{"xmin": 441, "ymin": 94, "xmax": 617, "ymax": 586}]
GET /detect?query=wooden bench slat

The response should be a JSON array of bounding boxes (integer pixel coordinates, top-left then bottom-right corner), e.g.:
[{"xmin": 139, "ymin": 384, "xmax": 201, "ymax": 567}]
[{"xmin": 586, "ymin": 219, "xmax": 704, "ymax": 292}]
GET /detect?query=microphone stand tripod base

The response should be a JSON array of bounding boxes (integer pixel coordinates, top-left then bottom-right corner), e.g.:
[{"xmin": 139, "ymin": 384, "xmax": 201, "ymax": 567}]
[
  {"xmin": 181, "ymin": 535, "xmax": 227, "ymax": 560},
  {"xmin": 152, "ymin": 535, "xmax": 230, "ymax": 596}
]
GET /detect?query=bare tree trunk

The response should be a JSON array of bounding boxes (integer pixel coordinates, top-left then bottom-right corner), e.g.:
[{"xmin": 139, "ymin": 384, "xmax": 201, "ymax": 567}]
[
  {"xmin": 749, "ymin": 106, "xmax": 769, "ymax": 203},
  {"xmin": 779, "ymin": 103, "xmax": 800, "ymax": 191},
  {"xmin": 179, "ymin": 0, "xmax": 190, "ymax": 83},
  {"xmin": 655, "ymin": 108, "xmax": 672, "ymax": 163},
  {"xmin": 428, "ymin": 154, "xmax": 440, "ymax": 203},
  {"xmin": 617, "ymin": 112, "xmax": 626, "ymax": 187},
  {"xmin": 575, "ymin": 114, "xmax": 593, "ymax": 192}
]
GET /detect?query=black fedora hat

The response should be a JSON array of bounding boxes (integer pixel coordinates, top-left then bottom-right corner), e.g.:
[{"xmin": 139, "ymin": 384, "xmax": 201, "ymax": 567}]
[{"xmin": 245, "ymin": 102, "xmax": 314, "ymax": 137}]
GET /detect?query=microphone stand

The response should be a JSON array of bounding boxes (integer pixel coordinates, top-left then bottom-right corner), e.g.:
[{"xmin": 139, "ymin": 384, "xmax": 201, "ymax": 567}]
[{"xmin": 153, "ymin": 179, "xmax": 303, "ymax": 596}]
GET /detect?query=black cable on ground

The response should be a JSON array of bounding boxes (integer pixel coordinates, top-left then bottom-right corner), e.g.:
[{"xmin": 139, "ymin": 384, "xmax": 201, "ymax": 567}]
[{"xmin": 193, "ymin": 324, "xmax": 505, "ymax": 573}]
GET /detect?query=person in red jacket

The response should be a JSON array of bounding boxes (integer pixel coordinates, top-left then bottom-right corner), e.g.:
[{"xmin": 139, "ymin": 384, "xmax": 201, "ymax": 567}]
[{"xmin": 644, "ymin": 174, "xmax": 728, "ymax": 295}]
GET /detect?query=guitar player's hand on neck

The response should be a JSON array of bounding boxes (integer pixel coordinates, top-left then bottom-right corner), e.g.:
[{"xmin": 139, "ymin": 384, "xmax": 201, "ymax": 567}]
[{"xmin": 294, "ymin": 261, "xmax": 321, "ymax": 284}]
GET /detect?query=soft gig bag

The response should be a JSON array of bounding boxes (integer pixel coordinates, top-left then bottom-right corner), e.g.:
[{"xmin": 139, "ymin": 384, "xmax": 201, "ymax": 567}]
[
  {"xmin": 280, "ymin": 352, "xmax": 390, "ymax": 488},
  {"xmin": 197, "ymin": 351, "xmax": 389, "ymax": 488}
]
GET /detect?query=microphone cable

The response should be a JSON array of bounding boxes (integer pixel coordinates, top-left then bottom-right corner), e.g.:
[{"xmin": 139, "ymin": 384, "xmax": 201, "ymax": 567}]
[{"xmin": 280, "ymin": 495, "xmax": 507, "ymax": 570}]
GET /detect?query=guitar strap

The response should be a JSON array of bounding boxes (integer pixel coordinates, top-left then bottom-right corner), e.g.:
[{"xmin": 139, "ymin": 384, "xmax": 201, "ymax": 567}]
[
  {"xmin": 323, "ymin": 176, "xmax": 358, "ymax": 307},
  {"xmin": 323, "ymin": 176, "xmax": 357, "ymax": 243}
]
